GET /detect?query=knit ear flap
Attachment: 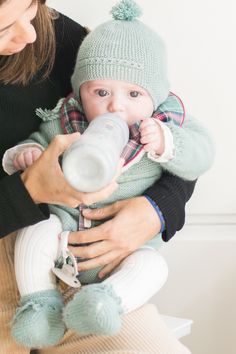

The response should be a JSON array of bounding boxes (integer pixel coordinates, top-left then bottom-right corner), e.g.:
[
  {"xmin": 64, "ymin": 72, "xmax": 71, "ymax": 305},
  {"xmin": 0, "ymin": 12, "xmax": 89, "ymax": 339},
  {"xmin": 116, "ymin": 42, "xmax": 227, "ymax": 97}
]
[
  {"xmin": 111, "ymin": 0, "xmax": 142, "ymax": 21},
  {"xmin": 36, "ymin": 98, "xmax": 64, "ymax": 122}
]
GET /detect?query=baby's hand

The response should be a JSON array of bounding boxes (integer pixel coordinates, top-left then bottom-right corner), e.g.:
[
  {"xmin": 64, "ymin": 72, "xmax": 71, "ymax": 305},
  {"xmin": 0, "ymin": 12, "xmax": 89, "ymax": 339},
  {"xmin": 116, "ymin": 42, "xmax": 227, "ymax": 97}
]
[
  {"xmin": 139, "ymin": 118, "xmax": 164, "ymax": 156},
  {"xmin": 13, "ymin": 147, "xmax": 42, "ymax": 171}
]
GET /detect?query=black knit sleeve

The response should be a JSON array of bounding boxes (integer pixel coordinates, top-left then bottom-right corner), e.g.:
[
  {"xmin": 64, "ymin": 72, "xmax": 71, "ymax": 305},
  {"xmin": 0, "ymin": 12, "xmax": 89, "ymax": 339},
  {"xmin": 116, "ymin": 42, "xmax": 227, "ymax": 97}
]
[
  {"xmin": 144, "ymin": 173, "xmax": 197, "ymax": 242},
  {"xmin": 0, "ymin": 173, "xmax": 49, "ymax": 238}
]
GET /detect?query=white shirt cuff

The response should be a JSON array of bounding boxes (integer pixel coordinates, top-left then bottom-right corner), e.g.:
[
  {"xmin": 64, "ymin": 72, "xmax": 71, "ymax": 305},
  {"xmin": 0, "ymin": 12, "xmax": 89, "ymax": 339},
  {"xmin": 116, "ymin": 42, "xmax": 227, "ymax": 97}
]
[{"xmin": 147, "ymin": 119, "xmax": 175, "ymax": 163}]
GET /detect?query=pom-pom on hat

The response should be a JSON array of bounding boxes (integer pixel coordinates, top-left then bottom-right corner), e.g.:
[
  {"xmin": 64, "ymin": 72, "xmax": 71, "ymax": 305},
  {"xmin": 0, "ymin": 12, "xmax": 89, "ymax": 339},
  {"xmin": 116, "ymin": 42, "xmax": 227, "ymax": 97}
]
[{"xmin": 71, "ymin": 0, "xmax": 170, "ymax": 110}]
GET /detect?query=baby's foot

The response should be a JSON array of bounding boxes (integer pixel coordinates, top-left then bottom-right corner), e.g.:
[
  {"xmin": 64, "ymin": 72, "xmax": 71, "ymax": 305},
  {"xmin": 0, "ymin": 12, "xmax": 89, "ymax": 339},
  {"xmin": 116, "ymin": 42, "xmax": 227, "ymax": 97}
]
[
  {"xmin": 64, "ymin": 283, "xmax": 123, "ymax": 335},
  {"xmin": 11, "ymin": 289, "xmax": 65, "ymax": 348}
]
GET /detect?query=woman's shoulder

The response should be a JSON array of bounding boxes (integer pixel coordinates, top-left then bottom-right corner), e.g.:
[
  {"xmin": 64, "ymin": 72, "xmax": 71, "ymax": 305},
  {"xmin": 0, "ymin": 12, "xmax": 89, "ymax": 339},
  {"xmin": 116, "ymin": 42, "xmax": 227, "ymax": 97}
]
[{"xmin": 54, "ymin": 12, "xmax": 88, "ymax": 53}]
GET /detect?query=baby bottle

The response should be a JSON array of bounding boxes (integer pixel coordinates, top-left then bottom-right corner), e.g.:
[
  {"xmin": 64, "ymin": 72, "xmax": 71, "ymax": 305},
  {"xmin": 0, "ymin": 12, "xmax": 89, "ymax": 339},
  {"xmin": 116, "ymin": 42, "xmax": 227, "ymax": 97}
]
[{"xmin": 62, "ymin": 113, "xmax": 129, "ymax": 192}]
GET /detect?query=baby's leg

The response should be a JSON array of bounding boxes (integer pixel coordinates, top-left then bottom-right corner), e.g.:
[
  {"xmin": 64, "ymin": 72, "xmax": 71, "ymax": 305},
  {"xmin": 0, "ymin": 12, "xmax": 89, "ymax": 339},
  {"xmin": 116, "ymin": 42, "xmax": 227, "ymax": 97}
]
[
  {"xmin": 64, "ymin": 248, "xmax": 168, "ymax": 335},
  {"xmin": 103, "ymin": 247, "xmax": 168, "ymax": 312},
  {"xmin": 11, "ymin": 214, "xmax": 66, "ymax": 348}
]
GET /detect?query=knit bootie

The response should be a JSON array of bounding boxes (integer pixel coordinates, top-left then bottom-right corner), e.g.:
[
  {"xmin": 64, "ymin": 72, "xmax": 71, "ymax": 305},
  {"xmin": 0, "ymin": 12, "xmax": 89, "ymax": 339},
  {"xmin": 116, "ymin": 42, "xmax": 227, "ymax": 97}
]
[
  {"xmin": 11, "ymin": 289, "xmax": 65, "ymax": 348},
  {"xmin": 64, "ymin": 283, "xmax": 123, "ymax": 335}
]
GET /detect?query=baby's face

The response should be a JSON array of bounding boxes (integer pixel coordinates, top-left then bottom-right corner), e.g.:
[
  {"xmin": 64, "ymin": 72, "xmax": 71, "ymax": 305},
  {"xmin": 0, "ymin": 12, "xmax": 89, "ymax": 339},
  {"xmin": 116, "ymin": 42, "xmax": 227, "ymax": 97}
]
[{"xmin": 80, "ymin": 79, "xmax": 154, "ymax": 125}]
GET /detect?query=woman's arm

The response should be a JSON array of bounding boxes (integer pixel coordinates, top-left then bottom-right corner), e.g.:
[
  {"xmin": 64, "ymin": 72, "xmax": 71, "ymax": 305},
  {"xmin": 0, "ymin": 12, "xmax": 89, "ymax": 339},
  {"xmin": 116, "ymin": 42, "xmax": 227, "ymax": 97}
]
[
  {"xmin": 0, "ymin": 172, "xmax": 49, "ymax": 238},
  {"xmin": 0, "ymin": 134, "xmax": 118, "ymax": 238},
  {"xmin": 144, "ymin": 172, "xmax": 197, "ymax": 241}
]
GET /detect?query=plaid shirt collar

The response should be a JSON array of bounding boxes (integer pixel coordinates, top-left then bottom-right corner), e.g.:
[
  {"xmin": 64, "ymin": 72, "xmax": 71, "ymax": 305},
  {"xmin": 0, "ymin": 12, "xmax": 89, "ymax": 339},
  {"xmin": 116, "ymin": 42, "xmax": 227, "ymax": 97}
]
[{"xmin": 60, "ymin": 92, "xmax": 185, "ymax": 167}]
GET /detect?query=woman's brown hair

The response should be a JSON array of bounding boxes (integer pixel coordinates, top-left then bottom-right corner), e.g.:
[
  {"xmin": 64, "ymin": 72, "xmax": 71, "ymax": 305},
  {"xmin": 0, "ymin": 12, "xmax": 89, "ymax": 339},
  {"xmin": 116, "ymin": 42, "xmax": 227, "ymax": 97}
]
[{"xmin": 0, "ymin": 0, "xmax": 56, "ymax": 85}]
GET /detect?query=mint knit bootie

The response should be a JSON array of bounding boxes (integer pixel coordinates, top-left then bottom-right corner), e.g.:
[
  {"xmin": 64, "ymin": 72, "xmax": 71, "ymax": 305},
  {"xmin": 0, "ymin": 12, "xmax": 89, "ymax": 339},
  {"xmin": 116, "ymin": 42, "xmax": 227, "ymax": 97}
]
[
  {"xmin": 11, "ymin": 289, "xmax": 65, "ymax": 348},
  {"xmin": 64, "ymin": 283, "xmax": 123, "ymax": 335}
]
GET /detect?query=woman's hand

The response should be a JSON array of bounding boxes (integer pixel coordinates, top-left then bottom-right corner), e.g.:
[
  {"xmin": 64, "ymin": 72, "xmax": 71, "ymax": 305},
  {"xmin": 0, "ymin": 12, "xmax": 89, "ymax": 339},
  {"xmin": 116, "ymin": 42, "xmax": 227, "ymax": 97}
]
[
  {"xmin": 68, "ymin": 196, "xmax": 161, "ymax": 278},
  {"xmin": 21, "ymin": 133, "xmax": 118, "ymax": 207}
]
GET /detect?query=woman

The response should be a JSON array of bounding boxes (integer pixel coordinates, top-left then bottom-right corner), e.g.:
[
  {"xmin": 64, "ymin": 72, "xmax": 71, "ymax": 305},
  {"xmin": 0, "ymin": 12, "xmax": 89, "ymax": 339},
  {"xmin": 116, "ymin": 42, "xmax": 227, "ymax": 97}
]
[{"xmin": 0, "ymin": 0, "xmax": 193, "ymax": 352}]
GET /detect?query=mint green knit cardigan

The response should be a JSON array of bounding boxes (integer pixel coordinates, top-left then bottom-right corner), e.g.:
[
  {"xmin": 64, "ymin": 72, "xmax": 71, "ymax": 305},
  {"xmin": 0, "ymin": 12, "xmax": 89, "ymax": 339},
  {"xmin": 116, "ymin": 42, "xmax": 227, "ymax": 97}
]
[{"xmin": 22, "ymin": 100, "xmax": 214, "ymax": 248}]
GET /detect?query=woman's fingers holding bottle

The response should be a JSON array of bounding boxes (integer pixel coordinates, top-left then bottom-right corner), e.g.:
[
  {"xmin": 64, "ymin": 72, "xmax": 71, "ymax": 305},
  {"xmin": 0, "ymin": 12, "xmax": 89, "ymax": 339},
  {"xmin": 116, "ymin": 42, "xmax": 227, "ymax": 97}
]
[
  {"xmin": 21, "ymin": 133, "xmax": 118, "ymax": 207},
  {"xmin": 21, "ymin": 133, "xmax": 84, "ymax": 206},
  {"xmin": 48, "ymin": 134, "xmax": 118, "ymax": 205},
  {"xmin": 79, "ymin": 181, "xmax": 118, "ymax": 206},
  {"xmin": 47, "ymin": 133, "xmax": 81, "ymax": 158}
]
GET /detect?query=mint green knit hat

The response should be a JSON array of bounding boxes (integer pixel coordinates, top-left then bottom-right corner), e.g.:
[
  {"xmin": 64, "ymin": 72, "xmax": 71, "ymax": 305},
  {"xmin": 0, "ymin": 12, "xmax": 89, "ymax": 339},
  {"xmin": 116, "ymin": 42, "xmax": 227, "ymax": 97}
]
[{"xmin": 71, "ymin": 0, "xmax": 170, "ymax": 110}]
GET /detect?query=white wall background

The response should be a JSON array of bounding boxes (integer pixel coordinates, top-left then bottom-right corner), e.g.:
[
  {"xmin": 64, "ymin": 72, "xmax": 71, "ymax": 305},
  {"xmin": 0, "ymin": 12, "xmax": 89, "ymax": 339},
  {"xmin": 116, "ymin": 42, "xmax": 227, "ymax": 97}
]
[
  {"xmin": 153, "ymin": 226, "xmax": 236, "ymax": 354},
  {"xmin": 47, "ymin": 1, "xmax": 236, "ymax": 353}
]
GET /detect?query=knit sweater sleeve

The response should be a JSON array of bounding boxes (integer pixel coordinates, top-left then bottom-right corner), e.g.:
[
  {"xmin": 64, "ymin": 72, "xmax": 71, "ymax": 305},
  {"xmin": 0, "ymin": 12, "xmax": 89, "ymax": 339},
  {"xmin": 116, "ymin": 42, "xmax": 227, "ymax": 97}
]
[
  {"xmin": 144, "ymin": 113, "xmax": 214, "ymax": 241},
  {"xmin": 160, "ymin": 114, "xmax": 215, "ymax": 180},
  {"xmin": 23, "ymin": 103, "xmax": 65, "ymax": 149},
  {"xmin": 144, "ymin": 173, "xmax": 197, "ymax": 242},
  {"xmin": 0, "ymin": 172, "xmax": 49, "ymax": 238}
]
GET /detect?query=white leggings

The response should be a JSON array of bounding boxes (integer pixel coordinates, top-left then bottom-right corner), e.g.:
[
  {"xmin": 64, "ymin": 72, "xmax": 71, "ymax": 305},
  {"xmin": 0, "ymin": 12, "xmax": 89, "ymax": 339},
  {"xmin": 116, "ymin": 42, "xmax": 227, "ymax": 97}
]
[{"xmin": 15, "ymin": 214, "xmax": 168, "ymax": 313}]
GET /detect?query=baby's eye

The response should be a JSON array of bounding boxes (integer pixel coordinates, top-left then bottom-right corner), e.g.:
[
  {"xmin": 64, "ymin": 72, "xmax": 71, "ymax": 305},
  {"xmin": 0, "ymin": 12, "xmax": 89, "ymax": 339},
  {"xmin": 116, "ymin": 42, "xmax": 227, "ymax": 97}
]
[
  {"xmin": 130, "ymin": 91, "xmax": 140, "ymax": 98},
  {"xmin": 96, "ymin": 89, "xmax": 109, "ymax": 97}
]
